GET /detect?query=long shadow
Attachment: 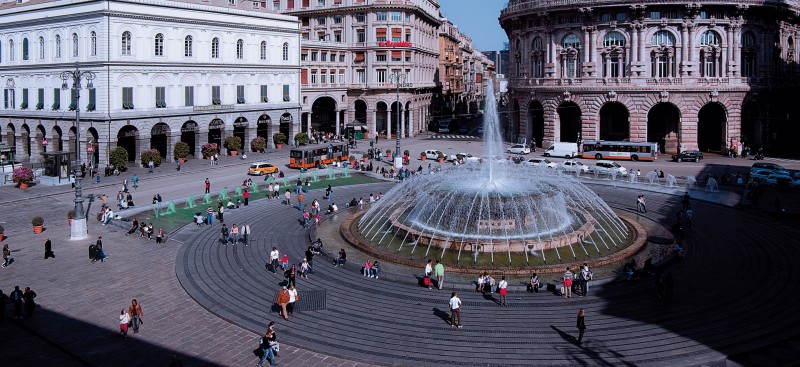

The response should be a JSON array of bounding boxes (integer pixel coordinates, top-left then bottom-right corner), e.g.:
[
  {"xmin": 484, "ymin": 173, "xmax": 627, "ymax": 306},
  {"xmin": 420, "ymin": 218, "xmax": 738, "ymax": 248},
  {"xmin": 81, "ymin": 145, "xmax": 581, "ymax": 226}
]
[
  {"xmin": 0, "ymin": 307, "xmax": 221, "ymax": 366},
  {"xmin": 432, "ymin": 308, "xmax": 450, "ymax": 324}
]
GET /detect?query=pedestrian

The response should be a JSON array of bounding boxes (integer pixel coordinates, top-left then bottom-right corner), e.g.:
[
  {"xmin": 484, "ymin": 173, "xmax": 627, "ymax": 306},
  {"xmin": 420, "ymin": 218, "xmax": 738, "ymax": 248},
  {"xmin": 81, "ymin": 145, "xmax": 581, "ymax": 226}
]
[
  {"xmin": 230, "ymin": 224, "xmax": 239, "ymax": 245},
  {"xmin": 269, "ymin": 247, "xmax": 280, "ymax": 273},
  {"xmin": 148, "ymin": 160, "xmax": 154, "ymax": 173},
  {"xmin": 0, "ymin": 289, "xmax": 7, "ymax": 323},
  {"xmin": 256, "ymin": 327, "xmax": 277, "ymax": 366},
  {"xmin": 302, "ymin": 210, "xmax": 310, "ymax": 228},
  {"xmin": 639, "ymin": 194, "xmax": 647, "ymax": 213},
  {"xmin": 581, "ymin": 263, "xmax": 592, "ymax": 296},
  {"xmin": 10, "ymin": 286, "xmax": 23, "ymax": 319},
  {"xmin": 128, "ymin": 299, "xmax": 144, "ymax": 333},
  {"xmin": 221, "ymin": 224, "xmax": 229, "ymax": 244},
  {"xmin": 206, "ymin": 206, "xmax": 214, "ymax": 225},
  {"xmin": 276, "ymin": 286, "xmax": 290, "ymax": 320},
  {"xmin": 2, "ymin": 244, "xmax": 14, "ymax": 268},
  {"xmin": 297, "ymin": 192, "xmax": 304, "ymax": 210},
  {"xmin": 218, "ymin": 205, "xmax": 225, "ymax": 223},
  {"xmin": 205, "ymin": 178, "xmax": 210, "ymax": 194},
  {"xmin": 449, "ymin": 292, "xmax": 462, "ymax": 328},
  {"xmin": 176, "ymin": 160, "xmax": 182, "ymax": 171},
  {"xmin": 93, "ymin": 236, "xmax": 107, "ymax": 262},
  {"xmin": 636, "ymin": 195, "xmax": 644, "ymax": 213},
  {"xmin": 20, "ymin": 286, "xmax": 34, "ymax": 317},
  {"xmin": 576, "ymin": 309, "xmax": 586, "ymax": 344},
  {"xmin": 563, "ymin": 267, "xmax": 573, "ymax": 298},
  {"xmin": 284, "ymin": 190, "xmax": 291, "ymax": 206},
  {"xmin": 41, "ymin": 238, "xmax": 55, "ymax": 259},
  {"xmin": 281, "ymin": 254, "xmax": 289, "ymax": 271},
  {"xmin": 424, "ymin": 259, "xmax": 433, "ymax": 289},
  {"xmin": 325, "ymin": 184, "xmax": 332, "ymax": 200},
  {"xmin": 435, "ymin": 260, "xmax": 445, "ymax": 290},
  {"xmin": 300, "ymin": 258, "xmax": 310, "ymax": 278},
  {"xmin": 132, "ymin": 174, "xmax": 138, "ymax": 189},
  {"xmin": 529, "ymin": 273, "xmax": 541, "ymax": 293},
  {"xmin": 287, "ymin": 284, "xmax": 298, "ymax": 316},
  {"xmin": 496, "ymin": 276, "xmax": 508, "ymax": 306},
  {"xmin": 295, "ymin": 178, "xmax": 302, "ymax": 194},
  {"xmin": 242, "ymin": 222, "xmax": 250, "ymax": 246},
  {"xmin": 335, "ymin": 248, "xmax": 347, "ymax": 267},
  {"xmin": 682, "ymin": 192, "xmax": 690, "ymax": 210},
  {"xmin": 155, "ymin": 228, "xmax": 165, "ymax": 244},
  {"xmin": 119, "ymin": 309, "xmax": 131, "ymax": 337},
  {"xmin": 285, "ymin": 264, "xmax": 297, "ymax": 288},
  {"xmin": 244, "ymin": 190, "xmax": 250, "ymax": 206}
]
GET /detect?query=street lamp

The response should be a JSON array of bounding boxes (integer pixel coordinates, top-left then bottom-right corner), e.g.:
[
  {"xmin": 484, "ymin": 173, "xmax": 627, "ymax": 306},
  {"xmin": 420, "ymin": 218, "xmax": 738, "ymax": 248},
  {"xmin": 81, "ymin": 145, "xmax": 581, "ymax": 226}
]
[
  {"xmin": 61, "ymin": 63, "xmax": 96, "ymax": 241},
  {"xmin": 389, "ymin": 72, "xmax": 411, "ymax": 159}
]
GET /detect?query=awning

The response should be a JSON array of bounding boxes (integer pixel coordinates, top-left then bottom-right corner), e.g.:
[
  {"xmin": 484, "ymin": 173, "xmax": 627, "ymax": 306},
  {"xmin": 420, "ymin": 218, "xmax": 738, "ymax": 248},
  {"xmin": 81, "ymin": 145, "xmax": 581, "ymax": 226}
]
[
  {"xmin": 392, "ymin": 28, "xmax": 402, "ymax": 38},
  {"xmin": 376, "ymin": 28, "xmax": 387, "ymax": 38},
  {"xmin": 354, "ymin": 53, "xmax": 365, "ymax": 62}
]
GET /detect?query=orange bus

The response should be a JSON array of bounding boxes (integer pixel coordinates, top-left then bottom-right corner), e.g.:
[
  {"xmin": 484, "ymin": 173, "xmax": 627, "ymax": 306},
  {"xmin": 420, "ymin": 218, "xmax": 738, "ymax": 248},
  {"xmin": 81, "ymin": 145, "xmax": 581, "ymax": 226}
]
[{"xmin": 289, "ymin": 142, "xmax": 350, "ymax": 169}]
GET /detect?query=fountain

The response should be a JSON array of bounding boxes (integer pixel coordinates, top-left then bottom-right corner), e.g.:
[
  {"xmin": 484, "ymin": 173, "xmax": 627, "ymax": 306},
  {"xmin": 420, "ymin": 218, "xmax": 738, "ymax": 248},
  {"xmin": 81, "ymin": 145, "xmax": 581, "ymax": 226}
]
[{"xmin": 350, "ymin": 83, "xmax": 636, "ymax": 267}]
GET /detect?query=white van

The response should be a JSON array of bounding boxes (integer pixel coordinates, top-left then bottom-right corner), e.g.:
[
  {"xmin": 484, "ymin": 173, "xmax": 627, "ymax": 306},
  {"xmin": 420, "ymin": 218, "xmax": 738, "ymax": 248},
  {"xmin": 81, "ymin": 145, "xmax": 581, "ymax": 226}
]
[{"xmin": 544, "ymin": 142, "xmax": 579, "ymax": 158}]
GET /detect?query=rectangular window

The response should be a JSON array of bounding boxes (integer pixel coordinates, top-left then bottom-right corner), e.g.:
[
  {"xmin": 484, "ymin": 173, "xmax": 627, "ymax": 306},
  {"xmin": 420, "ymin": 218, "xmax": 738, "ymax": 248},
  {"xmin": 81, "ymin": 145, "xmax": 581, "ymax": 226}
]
[
  {"xmin": 302, "ymin": 33, "xmax": 309, "ymax": 41},
  {"xmin": 317, "ymin": 16, "xmax": 326, "ymax": 25},
  {"xmin": 355, "ymin": 13, "xmax": 365, "ymax": 22},
  {"xmin": 339, "ymin": 54, "xmax": 345, "ymax": 62},
  {"xmin": 376, "ymin": 53, "xmax": 387, "ymax": 62},
  {"xmin": 311, "ymin": 52, "xmax": 318, "ymax": 61},
  {"xmin": 405, "ymin": 12, "xmax": 411, "ymax": 22},
  {"xmin": 392, "ymin": 28, "xmax": 402, "ymax": 42},
  {"xmin": 376, "ymin": 28, "xmax": 387, "ymax": 42},
  {"xmin": 302, "ymin": 0, "xmax": 309, "ymax": 7},
  {"xmin": 311, "ymin": 71, "xmax": 318, "ymax": 84},
  {"xmin": 391, "ymin": 12, "xmax": 402, "ymax": 21},
  {"xmin": 356, "ymin": 69, "xmax": 365, "ymax": 83},
  {"xmin": 376, "ymin": 12, "xmax": 387, "ymax": 21},
  {"xmin": 155, "ymin": 86, "xmax": 166, "ymax": 108},
  {"xmin": 334, "ymin": 32, "xmax": 342, "ymax": 42},
  {"xmin": 260, "ymin": 85, "xmax": 269, "ymax": 102},
  {"xmin": 354, "ymin": 52, "xmax": 365, "ymax": 63},
  {"xmin": 237, "ymin": 85, "xmax": 245, "ymax": 104},
  {"xmin": 212, "ymin": 86, "xmax": 221, "ymax": 105},
  {"xmin": 356, "ymin": 30, "xmax": 366, "ymax": 43},
  {"xmin": 52, "ymin": 88, "xmax": 61, "ymax": 110},
  {"xmin": 21, "ymin": 89, "xmax": 28, "ymax": 109},
  {"xmin": 185, "ymin": 86, "xmax": 194, "ymax": 107},
  {"xmin": 37, "ymin": 88, "xmax": 44, "ymax": 110},
  {"xmin": 649, "ymin": 11, "xmax": 660, "ymax": 19},
  {"xmin": 3, "ymin": 90, "xmax": 11, "ymax": 109},
  {"xmin": 376, "ymin": 69, "xmax": 386, "ymax": 83},
  {"xmin": 273, "ymin": 0, "xmax": 280, "ymax": 10},
  {"xmin": 338, "ymin": 70, "xmax": 345, "ymax": 84},
  {"xmin": 301, "ymin": 53, "xmax": 308, "ymax": 61},
  {"xmin": 282, "ymin": 85, "xmax": 290, "ymax": 101},
  {"xmin": 391, "ymin": 51, "xmax": 401, "ymax": 62},
  {"xmin": 329, "ymin": 71, "xmax": 335, "ymax": 84},
  {"xmin": 121, "ymin": 87, "xmax": 134, "ymax": 109},
  {"xmin": 87, "ymin": 88, "xmax": 96, "ymax": 111},
  {"xmin": 321, "ymin": 52, "xmax": 327, "ymax": 61},
  {"xmin": 302, "ymin": 18, "xmax": 309, "ymax": 27},
  {"xmin": 320, "ymin": 71, "xmax": 327, "ymax": 84},
  {"xmin": 405, "ymin": 51, "xmax": 411, "ymax": 62},
  {"xmin": 317, "ymin": 0, "xmax": 324, "ymax": 5},
  {"xmin": 287, "ymin": 0, "xmax": 294, "ymax": 9},
  {"xmin": 334, "ymin": 15, "xmax": 342, "ymax": 24},
  {"xmin": 318, "ymin": 33, "xmax": 326, "ymax": 41}
]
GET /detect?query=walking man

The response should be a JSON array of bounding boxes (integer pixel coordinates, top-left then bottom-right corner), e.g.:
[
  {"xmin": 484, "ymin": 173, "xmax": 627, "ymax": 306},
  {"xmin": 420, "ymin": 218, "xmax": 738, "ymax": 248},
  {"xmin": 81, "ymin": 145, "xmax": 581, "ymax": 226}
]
[
  {"xmin": 241, "ymin": 222, "xmax": 250, "ymax": 246},
  {"xmin": 434, "ymin": 260, "xmax": 445, "ymax": 290},
  {"xmin": 449, "ymin": 292, "xmax": 462, "ymax": 328},
  {"xmin": 44, "ymin": 238, "xmax": 55, "ymax": 259},
  {"xmin": 277, "ymin": 286, "xmax": 291, "ymax": 320},
  {"xmin": 576, "ymin": 309, "xmax": 586, "ymax": 344},
  {"xmin": 269, "ymin": 247, "xmax": 280, "ymax": 273},
  {"xmin": 10, "ymin": 286, "xmax": 23, "ymax": 319},
  {"xmin": 220, "ymin": 224, "xmax": 229, "ymax": 245},
  {"xmin": 205, "ymin": 178, "xmax": 210, "ymax": 194},
  {"xmin": 284, "ymin": 190, "xmax": 291, "ymax": 206},
  {"xmin": 148, "ymin": 160, "xmax": 154, "ymax": 174},
  {"xmin": 244, "ymin": 190, "xmax": 250, "ymax": 206}
]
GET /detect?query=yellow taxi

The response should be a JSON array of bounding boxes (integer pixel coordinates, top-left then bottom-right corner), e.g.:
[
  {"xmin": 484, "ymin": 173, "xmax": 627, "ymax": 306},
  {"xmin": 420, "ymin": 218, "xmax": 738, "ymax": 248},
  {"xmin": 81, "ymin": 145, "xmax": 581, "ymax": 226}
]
[{"xmin": 247, "ymin": 162, "xmax": 279, "ymax": 175}]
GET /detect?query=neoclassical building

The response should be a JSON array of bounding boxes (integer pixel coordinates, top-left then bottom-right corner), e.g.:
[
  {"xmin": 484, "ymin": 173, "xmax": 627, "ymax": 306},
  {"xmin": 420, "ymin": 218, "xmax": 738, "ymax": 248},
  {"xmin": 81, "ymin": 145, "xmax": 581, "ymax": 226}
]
[
  {"xmin": 500, "ymin": 0, "xmax": 800, "ymax": 155},
  {"xmin": 275, "ymin": 0, "xmax": 441, "ymax": 140},
  {"xmin": 0, "ymin": 0, "xmax": 301, "ymax": 166}
]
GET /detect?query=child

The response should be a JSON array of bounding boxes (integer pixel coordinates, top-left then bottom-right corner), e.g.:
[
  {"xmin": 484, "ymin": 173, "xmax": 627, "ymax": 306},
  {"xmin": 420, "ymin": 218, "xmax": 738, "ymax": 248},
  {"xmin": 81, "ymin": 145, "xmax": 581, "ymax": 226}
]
[{"xmin": 281, "ymin": 254, "xmax": 289, "ymax": 270}]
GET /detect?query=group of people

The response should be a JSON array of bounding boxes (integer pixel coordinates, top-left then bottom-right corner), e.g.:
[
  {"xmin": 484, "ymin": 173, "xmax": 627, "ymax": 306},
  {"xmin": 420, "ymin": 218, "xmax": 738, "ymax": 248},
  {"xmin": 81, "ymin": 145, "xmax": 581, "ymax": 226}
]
[
  {"xmin": 126, "ymin": 218, "xmax": 165, "ymax": 243},
  {"xmin": 361, "ymin": 260, "xmax": 381, "ymax": 278},
  {"xmin": 219, "ymin": 222, "xmax": 251, "ymax": 245},
  {"xmin": 0, "ymin": 286, "xmax": 37, "ymax": 320},
  {"xmin": 562, "ymin": 264, "xmax": 593, "ymax": 298},
  {"xmin": 118, "ymin": 299, "xmax": 144, "ymax": 337}
]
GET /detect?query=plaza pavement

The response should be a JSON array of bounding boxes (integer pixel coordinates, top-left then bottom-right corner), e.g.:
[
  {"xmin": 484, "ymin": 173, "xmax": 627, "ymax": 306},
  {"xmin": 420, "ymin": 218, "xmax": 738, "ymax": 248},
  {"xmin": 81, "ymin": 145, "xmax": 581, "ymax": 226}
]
[{"xmin": 1, "ymin": 134, "xmax": 800, "ymax": 366}]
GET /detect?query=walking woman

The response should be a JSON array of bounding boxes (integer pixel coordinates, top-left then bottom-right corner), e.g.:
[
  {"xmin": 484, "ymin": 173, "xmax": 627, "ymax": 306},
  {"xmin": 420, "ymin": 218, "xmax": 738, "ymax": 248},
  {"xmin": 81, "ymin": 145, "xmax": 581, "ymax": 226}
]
[
  {"xmin": 128, "ymin": 299, "xmax": 144, "ymax": 334},
  {"xmin": 498, "ymin": 276, "xmax": 508, "ymax": 306},
  {"xmin": 576, "ymin": 309, "xmax": 586, "ymax": 344},
  {"xmin": 284, "ymin": 264, "xmax": 297, "ymax": 288},
  {"xmin": 119, "ymin": 309, "xmax": 131, "ymax": 337}
]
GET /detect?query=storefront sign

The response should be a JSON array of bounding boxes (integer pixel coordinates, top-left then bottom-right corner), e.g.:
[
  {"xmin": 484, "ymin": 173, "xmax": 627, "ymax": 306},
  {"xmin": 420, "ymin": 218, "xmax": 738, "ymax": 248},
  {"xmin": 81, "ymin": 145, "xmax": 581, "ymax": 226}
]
[
  {"xmin": 280, "ymin": 114, "xmax": 293, "ymax": 124},
  {"xmin": 193, "ymin": 104, "xmax": 233, "ymax": 112},
  {"xmin": 379, "ymin": 41, "xmax": 412, "ymax": 48},
  {"xmin": 87, "ymin": 145, "xmax": 94, "ymax": 153},
  {"xmin": 181, "ymin": 122, "xmax": 198, "ymax": 132}
]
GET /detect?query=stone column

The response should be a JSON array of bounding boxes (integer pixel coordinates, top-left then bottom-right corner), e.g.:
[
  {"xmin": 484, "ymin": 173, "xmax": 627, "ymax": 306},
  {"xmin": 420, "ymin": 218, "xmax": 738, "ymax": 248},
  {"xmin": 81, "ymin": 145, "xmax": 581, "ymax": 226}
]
[
  {"xmin": 400, "ymin": 107, "xmax": 405, "ymax": 138},
  {"xmin": 372, "ymin": 110, "xmax": 378, "ymax": 140},
  {"xmin": 408, "ymin": 108, "xmax": 414, "ymax": 137},
  {"xmin": 631, "ymin": 27, "xmax": 639, "ymax": 63},
  {"xmin": 193, "ymin": 130, "xmax": 202, "ymax": 158},
  {"xmin": 166, "ymin": 132, "xmax": 177, "ymax": 163},
  {"xmin": 582, "ymin": 29, "xmax": 590, "ymax": 76},
  {"xmin": 305, "ymin": 113, "xmax": 312, "ymax": 136},
  {"xmin": 681, "ymin": 25, "xmax": 689, "ymax": 76},
  {"xmin": 688, "ymin": 26, "xmax": 695, "ymax": 62},
  {"xmin": 734, "ymin": 27, "xmax": 742, "ymax": 77},
  {"xmin": 29, "ymin": 135, "xmax": 42, "ymax": 163},
  {"xmin": 335, "ymin": 110, "xmax": 340, "ymax": 136},
  {"xmin": 386, "ymin": 109, "xmax": 392, "ymax": 138},
  {"xmin": 638, "ymin": 27, "xmax": 645, "ymax": 63}
]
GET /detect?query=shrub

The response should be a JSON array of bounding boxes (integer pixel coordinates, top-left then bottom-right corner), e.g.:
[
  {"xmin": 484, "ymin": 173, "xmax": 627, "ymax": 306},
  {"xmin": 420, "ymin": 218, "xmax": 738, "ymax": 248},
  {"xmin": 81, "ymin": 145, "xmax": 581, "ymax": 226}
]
[
  {"xmin": 109, "ymin": 147, "xmax": 129, "ymax": 171},
  {"xmin": 294, "ymin": 132, "xmax": 310, "ymax": 146},
  {"xmin": 12, "ymin": 166, "xmax": 34, "ymax": 184},
  {"xmin": 174, "ymin": 141, "xmax": 191, "ymax": 159},
  {"xmin": 68, "ymin": 210, "xmax": 74, "ymax": 219},
  {"xmin": 201, "ymin": 143, "xmax": 219, "ymax": 158},
  {"xmin": 224, "ymin": 136, "xmax": 242, "ymax": 152},
  {"xmin": 250, "ymin": 136, "xmax": 266, "ymax": 152},
  {"xmin": 140, "ymin": 149, "xmax": 162, "ymax": 167},
  {"xmin": 437, "ymin": 152, "xmax": 446, "ymax": 160},
  {"xmin": 32, "ymin": 216, "xmax": 44, "ymax": 226},
  {"xmin": 273, "ymin": 132, "xmax": 287, "ymax": 145}
]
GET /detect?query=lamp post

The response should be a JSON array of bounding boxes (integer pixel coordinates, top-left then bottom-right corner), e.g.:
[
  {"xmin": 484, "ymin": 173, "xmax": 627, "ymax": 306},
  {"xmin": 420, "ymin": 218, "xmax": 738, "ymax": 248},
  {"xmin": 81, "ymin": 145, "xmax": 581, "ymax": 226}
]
[
  {"xmin": 61, "ymin": 63, "xmax": 96, "ymax": 241},
  {"xmin": 389, "ymin": 72, "xmax": 411, "ymax": 159}
]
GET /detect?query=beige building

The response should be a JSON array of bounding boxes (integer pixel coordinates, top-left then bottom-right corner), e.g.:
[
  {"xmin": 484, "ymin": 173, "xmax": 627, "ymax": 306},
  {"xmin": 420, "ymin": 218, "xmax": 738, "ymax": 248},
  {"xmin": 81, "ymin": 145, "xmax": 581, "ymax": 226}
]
[{"xmin": 274, "ymin": 0, "xmax": 441, "ymax": 140}]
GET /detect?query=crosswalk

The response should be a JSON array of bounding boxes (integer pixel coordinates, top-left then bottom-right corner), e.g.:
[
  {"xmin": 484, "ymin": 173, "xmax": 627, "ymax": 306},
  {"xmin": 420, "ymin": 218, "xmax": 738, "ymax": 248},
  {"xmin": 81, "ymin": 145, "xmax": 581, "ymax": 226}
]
[{"xmin": 430, "ymin": 134, "xmax": 480, "ymax": 140}]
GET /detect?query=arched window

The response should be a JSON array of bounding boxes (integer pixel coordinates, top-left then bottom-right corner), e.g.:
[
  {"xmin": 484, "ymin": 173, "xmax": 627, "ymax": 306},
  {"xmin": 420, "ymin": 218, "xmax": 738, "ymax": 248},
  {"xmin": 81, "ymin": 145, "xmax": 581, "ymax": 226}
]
[
  {"xmin": 260, "ymin": 41, "xmax": 267, "ymax": 60},
  {"xmin": 9, "ymin": 39, "xmax": 14, "ymax": 61},
  {"xmin": 55, "ymin": 35, "xmax": 61, "ymax": 58},
  {"xmin": 39, "ymin": 36, "xmax": 44, "ymax": 59},
  {"xmin": 90, "ymin": 31, "xmax": 97, "ymax": 56},
  {"xmin": 154, "ymin": 33, "xmax": 164, "ymax": 56},
  {"xmin": 22, "ymin": 38, "xmax": 29, "ymax": 60},
  {"xmin": 211, "ymin": 37, "xmax": 219, "ymax": 59},
  {"xmin": 562, "ymin": 34, "xmax": 581, "ymax": 48},
  {"xmin": 530, "ymin": 36, "xmax": 544, "ymax": 78},
  {"xmin": 121, "ymin": 31, "xmax": 132, "ymax": 55},
  {"xmin": 184, "ymin": 35, "xmax": 193, "ymax": 57},
  {"xmin": 236, "ymin": 39, "xmax": 244, "ymax": 59},
  {"xmin": 72, "ymin": 33, "xmax": 78, "ymax": 57},
  {"xmin": 560, "ymin": 34, "xmax": 581, "ymax": 78},
  {"xmin": 603, "ymin": 31, "xmax": 626, "ymax": 47},
  {"xmin": 651, "ymin": 30, "xmax": 676, "ymax": 46},
  {"xmin": 282, "ymin": 42, "xmax": 289, "ymax": 61},
  {"xmin": 700, "ymin": 30, "xmax": 721, "ymax": 46},
  {"xmin": 741, "ymin": 31, "xmax": 757, "ymax": 77}
]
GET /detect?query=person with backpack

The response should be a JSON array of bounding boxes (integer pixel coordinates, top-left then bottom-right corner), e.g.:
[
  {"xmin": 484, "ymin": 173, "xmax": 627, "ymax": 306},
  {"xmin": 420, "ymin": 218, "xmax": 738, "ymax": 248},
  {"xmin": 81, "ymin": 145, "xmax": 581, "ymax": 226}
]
[
  {"xmin": 256, "ymin": 327, "xmax": 277, "ymax": 366},
  {"xmin": 580, "ymin": 264, "xmax": 593, "ymax": 296}
]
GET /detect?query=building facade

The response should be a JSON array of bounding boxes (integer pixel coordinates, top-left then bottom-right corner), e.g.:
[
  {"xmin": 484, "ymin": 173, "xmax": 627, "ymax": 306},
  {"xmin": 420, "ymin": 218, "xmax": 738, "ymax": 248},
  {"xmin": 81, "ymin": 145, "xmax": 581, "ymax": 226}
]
[
  {"xmin": 0, "ymin": 0, "xmax": 301, "ymax": 167},
  {"xmin": 274, "ymin": 0, "xmax": 440, "ymax": 140},
  {"xmin": 500, "ymin": 0, "xmax": 800, "ymax": 155}
]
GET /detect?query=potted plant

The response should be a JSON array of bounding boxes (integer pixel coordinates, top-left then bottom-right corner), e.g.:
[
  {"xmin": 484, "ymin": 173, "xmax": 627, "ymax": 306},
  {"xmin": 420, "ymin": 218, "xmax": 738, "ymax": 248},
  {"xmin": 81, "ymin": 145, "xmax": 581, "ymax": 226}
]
[
  {"xmin": 362, "ymin": 153, "xmax": 369, "ymax": 162},
  {"xmin": 250, "ymin": 136, "xmax": 266, "ymax": 153},
  {"xmin": 201, "ymin": 143, "xmax": 219, "ymax": 159},
  {"xmin": 294, "ymin": 132, "xmax": 310, "ymax": 146},
  {"xmin": 224, "ymin": 136, "xmax": 242, "ymax": 156},
  {"xmin": 140, "ymin": 149, "xmax": 162, "ymax": 168},
  {"xmin": 386, "ymin": 149, "xmax": 392, "ymax": 158},
  {"xmin": 437, "ymin": 152, "xmax": 446, "ymax": 163},
  {"xmin": 420, "ymin": 152, "xmax": 427, "ymax": 161},
  {"xmin": 12, "ymin": 166, "xmax": 34, "ymax": 189},
  {"xmin": 32, "ymin": 216, "xmax": 44, "ymax": 234},
  {"xmin": 174, "ymin": 141, "xmax": 190, "ymax": 163},
  {"xmin": 109, "ymin": 147, "xmax": 129, "ymax": 172},
  {"xmin": 273, "ymin": 133, "xmax": 287, "ymax": 149},
  {"xmin": 67, "ymin": 210, "xmax": 74, "ymax": 226}
]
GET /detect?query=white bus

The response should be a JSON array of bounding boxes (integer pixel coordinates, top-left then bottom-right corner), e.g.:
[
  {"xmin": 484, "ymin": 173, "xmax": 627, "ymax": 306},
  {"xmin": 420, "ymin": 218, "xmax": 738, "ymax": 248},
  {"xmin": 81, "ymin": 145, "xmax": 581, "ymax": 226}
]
[{"xmin": 580, "ymin": 141, "xmax": 658, "ymax": 161}]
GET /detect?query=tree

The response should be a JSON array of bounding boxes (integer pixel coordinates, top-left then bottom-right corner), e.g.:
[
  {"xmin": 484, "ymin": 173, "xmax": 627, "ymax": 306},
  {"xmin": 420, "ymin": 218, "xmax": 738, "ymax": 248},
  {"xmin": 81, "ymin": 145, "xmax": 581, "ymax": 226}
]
[
  {"xmin": 294, "ymin": 132, "xmax": 310, "ymax": 146},
  {"xmin": 110, "ymin": 147, "xmax": 129, "ymax": 171},
  {"xmin": 224, "ymin": 136, "xmax": 242, "ymax": 152},
  {"xmin": 174, "ymin": 141, "xmax": 190, "ymax": 159},
  {"xmin": 140, "ymin": 149, "xmax": 162, "ymax": 167}
]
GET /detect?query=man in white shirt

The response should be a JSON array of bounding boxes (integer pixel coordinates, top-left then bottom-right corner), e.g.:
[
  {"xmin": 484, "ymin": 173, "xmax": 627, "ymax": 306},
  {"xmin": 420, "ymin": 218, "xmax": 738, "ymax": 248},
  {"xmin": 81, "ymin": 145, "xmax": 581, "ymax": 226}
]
[
  {"xmin": 449, "ymin": 292, "xmax": 462, "ymax": 328},
  {"xmin": 287, "ymin": 285, "xmax": 298, "ymax": 316},
  {"xmin": 269, "ymin": 247, "xmax": 280, "ymax": 274},
  {"xmin": 241, "ymin": 223, "xmax": 251, "ymax": 246}
]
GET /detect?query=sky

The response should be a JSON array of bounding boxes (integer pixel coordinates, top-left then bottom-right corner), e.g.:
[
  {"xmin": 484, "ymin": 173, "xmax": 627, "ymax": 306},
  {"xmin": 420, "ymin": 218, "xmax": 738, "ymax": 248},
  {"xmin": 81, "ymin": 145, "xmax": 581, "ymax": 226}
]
[{"xmin": 437, "ymin": 0, "xmax": 509, "ymax": 52}]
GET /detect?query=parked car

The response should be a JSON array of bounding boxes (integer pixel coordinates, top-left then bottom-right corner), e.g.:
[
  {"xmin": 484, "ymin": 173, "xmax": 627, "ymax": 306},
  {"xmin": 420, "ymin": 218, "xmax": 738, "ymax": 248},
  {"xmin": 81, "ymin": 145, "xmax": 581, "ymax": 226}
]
[
  {"xmin": 592, "ymin": 160, "xmax": 628, "ymax": 175},
  {"xmin": 763, "ymin": 172, "xmax": 797, "ymax": 187},
  {"xmin": 526, "ymin": 158, "xmax": 558, "ymax": 169},
  {"xmin": 424, "ymin": 150, "xmax": 444, "ymax": 160},
  {"xmin": 560, "ymin": 160, "xmax": 591, "ymax": 173},
  {"xmin": 248, "ymin": 162, "xmax": 279, "ymax": 175},
  {"xmin": 449, "ymin": 152, "xmax": 480, "ymax": 163},
  {"xmin": 749, "ymin": 169, "xmax": 774, "ymax": 181},
  {"xmin": 751, "ymin": 162, "xmax": 790, "ymax": 176},
  {"xmin": 506, "ymin": 144, "xmax": 531, "ymax": 155},
  {"xmin": 671, "ymin": 150, "xmax": 704, "ymax": 162}
]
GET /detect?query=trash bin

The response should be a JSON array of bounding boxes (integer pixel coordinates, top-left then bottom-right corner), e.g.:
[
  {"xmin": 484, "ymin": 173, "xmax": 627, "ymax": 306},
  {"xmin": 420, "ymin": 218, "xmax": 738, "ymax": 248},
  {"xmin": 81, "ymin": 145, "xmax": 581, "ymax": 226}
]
[{"xmin": 89, "ymin": 244, "xmax": 98, "ymax": 260}]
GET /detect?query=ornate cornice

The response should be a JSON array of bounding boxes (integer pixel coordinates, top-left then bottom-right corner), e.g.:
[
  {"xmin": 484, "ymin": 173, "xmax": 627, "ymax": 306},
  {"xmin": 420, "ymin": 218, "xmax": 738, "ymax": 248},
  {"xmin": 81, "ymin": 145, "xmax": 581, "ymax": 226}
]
[{"xmin": 108, "ymin": 12, "xmax": 302, "ymax": 34}]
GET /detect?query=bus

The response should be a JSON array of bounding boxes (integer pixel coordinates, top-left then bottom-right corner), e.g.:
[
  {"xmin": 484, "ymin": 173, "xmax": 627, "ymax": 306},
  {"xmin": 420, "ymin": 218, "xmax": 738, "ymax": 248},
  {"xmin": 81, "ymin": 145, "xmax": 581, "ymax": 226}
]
[
  {"xmin": 289, "ymin": 142, "xmax": 350, "ymax": 169},
  {"xmin": 580, "ymin": 141, "xmax": 659, "ymax": 161}
]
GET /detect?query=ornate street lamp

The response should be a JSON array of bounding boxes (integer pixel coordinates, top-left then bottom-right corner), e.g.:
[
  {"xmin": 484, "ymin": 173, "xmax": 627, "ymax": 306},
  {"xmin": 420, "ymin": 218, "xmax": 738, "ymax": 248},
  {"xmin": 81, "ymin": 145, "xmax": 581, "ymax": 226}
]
[
  {"xmin": 389, "ymin": 72, "xmax": 411, "ymax": 159},
  {"xmin": 61, "ymin": 63, "xmax": 96, "ymax": 241}
]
